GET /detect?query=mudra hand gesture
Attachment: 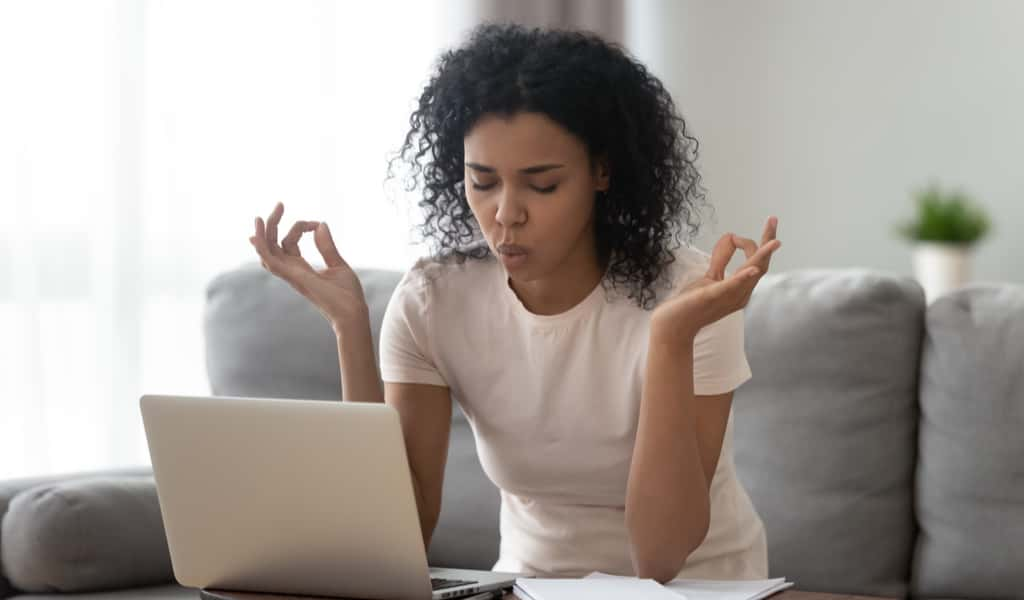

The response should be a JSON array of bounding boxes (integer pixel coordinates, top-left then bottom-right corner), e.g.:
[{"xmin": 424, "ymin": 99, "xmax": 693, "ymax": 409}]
[
  {"xmin": 651, "ymin": 217, "xmax": 781, "ymax": 343},
  {"xmin": 248, "ymin": 202, "xmax": 368, "ymax": 327}
]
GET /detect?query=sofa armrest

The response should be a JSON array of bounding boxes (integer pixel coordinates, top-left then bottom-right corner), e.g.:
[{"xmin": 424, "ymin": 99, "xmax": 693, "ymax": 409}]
[{"xmin": 0, "ymin": 466, "xmax": 155, "ymax": 597}]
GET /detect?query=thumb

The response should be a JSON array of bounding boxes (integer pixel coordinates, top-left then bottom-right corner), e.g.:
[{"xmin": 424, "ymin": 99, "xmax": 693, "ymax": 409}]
[
  {"xmin": 737, "ymin": 266, "xmax": 760, "ymax": 279},
  {"xmin": 314, "ymin": 222, "xmax": 348, "ymax": 269},
  {"xmin": 711, "ymin": 266, "xmax": 759, "ymax": 302}
]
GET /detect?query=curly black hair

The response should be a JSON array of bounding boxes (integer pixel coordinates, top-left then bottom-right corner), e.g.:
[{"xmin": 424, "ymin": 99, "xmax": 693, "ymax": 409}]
[{"xmin": 388, "ymin": 22, "xmax": 710, "ymax": 309}]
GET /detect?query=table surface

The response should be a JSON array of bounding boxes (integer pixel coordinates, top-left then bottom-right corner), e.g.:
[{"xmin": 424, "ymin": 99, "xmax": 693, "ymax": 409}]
[{"xmin": 199, "ymin": 587, "xmax": 896, "ymax": 600}]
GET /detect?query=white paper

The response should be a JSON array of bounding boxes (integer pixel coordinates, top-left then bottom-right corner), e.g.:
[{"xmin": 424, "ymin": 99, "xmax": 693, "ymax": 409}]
[
  {"xmin": 663, "ymin": 578, "xmax": 793, "ymax": 600},
  {"xmin": 584, "ymin": 571, "xmax": 794, "ymax": 600},
  {"xmin": 515, "ymin": 576, "xmax": 684, "ymax": 600}
]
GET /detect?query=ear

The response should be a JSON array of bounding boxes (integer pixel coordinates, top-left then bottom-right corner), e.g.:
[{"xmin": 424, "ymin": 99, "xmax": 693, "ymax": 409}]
[{"xmin": 594, "ymin": 155, "xmax": 611, "ymax": 191}]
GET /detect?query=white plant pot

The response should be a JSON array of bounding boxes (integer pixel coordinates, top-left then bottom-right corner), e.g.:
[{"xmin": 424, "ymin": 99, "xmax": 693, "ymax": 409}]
[{"xmin": 912, "ymin": 242, "xmax": 971, "ymax": 303}]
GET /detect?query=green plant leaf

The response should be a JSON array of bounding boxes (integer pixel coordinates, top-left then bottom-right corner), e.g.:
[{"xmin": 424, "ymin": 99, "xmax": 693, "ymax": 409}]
[{"xmin": 896, "ymin": 183, "xmax": 990, "ymax": 244}]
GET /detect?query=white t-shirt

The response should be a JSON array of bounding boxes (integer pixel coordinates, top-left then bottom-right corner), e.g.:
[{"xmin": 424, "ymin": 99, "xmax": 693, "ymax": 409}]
[{"xmin": 378, "ymin": 244, "xmax": 768, "ymax": 580}]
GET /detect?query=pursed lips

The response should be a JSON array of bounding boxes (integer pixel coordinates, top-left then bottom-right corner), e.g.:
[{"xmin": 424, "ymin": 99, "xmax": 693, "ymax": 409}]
[{"xmin": 497, "ymin": 244, "xmax": 528, "ymax": 255}]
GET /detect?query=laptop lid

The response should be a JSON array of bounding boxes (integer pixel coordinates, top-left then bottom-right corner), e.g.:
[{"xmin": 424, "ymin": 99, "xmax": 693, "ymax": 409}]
[{"xmin": 140, "ymin": 394, "xmax": 434, "ymax": 600}]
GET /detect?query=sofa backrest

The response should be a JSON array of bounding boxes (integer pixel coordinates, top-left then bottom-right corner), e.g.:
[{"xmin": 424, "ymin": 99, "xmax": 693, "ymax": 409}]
[
  {"xmin": 912, "ymin": 284, "xmax": 1024, "ymax": 599},
  {"xmin": 204, "ymin": 265, "xmax": 402, "ymax": 402},
  {"xmin": 731, "ymin": 270, "xmax": 924, "ymax": 599}
]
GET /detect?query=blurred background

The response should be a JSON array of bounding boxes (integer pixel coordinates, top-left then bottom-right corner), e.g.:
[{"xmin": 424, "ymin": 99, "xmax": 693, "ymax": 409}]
[{"xmin": 1, "ymin": 0, "xmax": 1021, "ymax": 478}]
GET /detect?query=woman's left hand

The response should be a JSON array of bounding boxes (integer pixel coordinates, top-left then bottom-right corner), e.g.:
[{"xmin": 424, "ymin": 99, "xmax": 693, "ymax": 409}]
[{"xmin": 651, "ymin": 217, "xmax": 781, "ymax": 345}]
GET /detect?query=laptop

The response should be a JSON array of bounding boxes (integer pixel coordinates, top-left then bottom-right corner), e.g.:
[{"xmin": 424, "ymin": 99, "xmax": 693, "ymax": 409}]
[{"xmin": 140, "ymin": 394, "xmax": 519, "ymax": 600}]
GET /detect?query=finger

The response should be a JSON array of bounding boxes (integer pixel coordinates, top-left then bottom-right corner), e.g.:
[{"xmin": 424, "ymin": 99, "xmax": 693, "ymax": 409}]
[
  {"xmin": 256, "ymin": 216, "xmax": 280, "ymax": 257},
  {"xmin": 739, "ymin": 265, "xmax": 767, "ymax": 306},
  {"xmin": 761, "ymin": 216, "xmax": 779, "ymax": 246},
  {"xmin": 266, "ymin": 202, "xmax": 285, "ymax": 247},
  {"xmin": 705, "ymin": 266, "xmax": 761, "ymax": 311},
  {"xmin": 731, "ymin": 234, "xmax": 758, "ymax": 260},
  {"xmin": 707, "ymin": 233, "xmax": 739, "ymax": 280},
  {"xmin": 250, "ymin": 230, "xmax": 276, "ymax": 269},
  {"xmin": 314, "ymin": 222, "xmax": 348, "ymax": 269},
  {"xmin": 252, "ymin": 233, "xmax": 316, "ymax": 279},
  {"xmin": 281, "ymin": 220, "xmax": 320, "ymax": 256},
  {"xmin": 743, "ymin": 239, "xmax": 782, "ymax": 273},
  {"xmin": 251, "ymin": 218, "xmax": 269, "ymax": 258}
]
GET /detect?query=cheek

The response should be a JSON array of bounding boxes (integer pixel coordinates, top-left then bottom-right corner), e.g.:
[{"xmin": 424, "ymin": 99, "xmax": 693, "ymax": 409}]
[
  {"xmin": 548, "ymin": 187, "xmax": 595, "ymax": 227},
  {"xmin": 465, "ymin": 195, "xmax": 488, "ymax": 223},
  {"xmin": 466, "ymin": 197, "xmax": 499, "ymax": 244}
]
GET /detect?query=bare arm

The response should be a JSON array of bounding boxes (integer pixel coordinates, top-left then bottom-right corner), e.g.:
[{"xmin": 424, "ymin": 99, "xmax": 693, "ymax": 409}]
[
  {"xmin": 625, "ymin": 336, "xmax": 714, "ymax": 583},
  {"xmin": 627, "ymin": 220, "xmax": 780, "ymax": 583},
  {"xmin": 332, "ymin": 308, "xmax": 384, "ymax": 405},
  {"xmin": 385, "ymin": 381, "xmax": 451, "ymax": 551},
  {"xmin": 625, "ymin": 333, "xmax": 733, "ymax": 583},
  {"xmin": 249, "ymin": 202, "xmax": 454, "ymax": 554},
  {"xmin": 332, "ymin": 312, "xmax": 451, "ymax": 551}
]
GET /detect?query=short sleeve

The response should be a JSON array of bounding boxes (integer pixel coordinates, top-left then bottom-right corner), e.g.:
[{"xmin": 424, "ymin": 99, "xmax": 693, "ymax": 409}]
[
  {"xmin": 693, "ymin": 307, "xmax": 753, "ymax": 396},
  {"xmin": 378, "ymin": 271, "xmax": 448, "ymax": 387},
  {"xmin": 670, "ymin": 244, "xmax": 753, "ymax": 396}
]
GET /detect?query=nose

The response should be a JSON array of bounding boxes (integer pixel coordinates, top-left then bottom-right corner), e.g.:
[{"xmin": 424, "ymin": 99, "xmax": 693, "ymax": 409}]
[{"xmin": 494, "ymin": 188, "xmax": 527, "ymax": 228}]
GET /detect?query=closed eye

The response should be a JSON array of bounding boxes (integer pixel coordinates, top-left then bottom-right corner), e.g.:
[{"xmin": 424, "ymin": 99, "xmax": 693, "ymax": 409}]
[{"xmin": 469, "ymin": 182, "xmax": 557, "ymax": 193}]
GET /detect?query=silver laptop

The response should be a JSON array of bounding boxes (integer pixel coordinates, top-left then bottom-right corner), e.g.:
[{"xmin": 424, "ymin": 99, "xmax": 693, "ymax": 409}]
[{"xmin": 140, "ymin": 394, "xmax": 519, "ymax": 600}]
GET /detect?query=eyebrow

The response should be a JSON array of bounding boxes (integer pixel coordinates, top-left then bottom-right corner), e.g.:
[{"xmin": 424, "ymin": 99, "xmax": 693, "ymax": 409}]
[{"xmin": 465, "ymin": 162, "xmax": 565, "ymax": 174}]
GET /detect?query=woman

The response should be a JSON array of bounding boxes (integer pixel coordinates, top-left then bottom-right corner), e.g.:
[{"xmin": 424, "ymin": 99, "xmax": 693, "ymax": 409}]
[{"xmin": 249, "ymin": 23, "xmax": 780, "ymax": 584}]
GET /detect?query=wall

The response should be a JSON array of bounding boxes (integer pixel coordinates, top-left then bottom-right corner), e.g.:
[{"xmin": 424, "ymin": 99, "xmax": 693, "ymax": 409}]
[{"xmin": 627, "ymin": 0, "xmax": 1023, "ymax": 282}]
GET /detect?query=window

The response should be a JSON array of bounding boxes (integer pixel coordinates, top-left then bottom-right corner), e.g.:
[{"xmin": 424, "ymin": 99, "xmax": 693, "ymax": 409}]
[{"xmin": 0, "ymin": 0, "xmax": 450, "ymax": 478}]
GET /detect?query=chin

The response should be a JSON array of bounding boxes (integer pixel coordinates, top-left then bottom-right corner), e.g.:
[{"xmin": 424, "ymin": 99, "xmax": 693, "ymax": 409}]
[{"xmin": 507, "ymin": 263, "xmax": 551, "ymax": 285}]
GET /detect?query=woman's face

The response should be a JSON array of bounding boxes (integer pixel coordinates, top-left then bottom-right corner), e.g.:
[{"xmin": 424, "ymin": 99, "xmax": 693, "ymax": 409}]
[{"xmin": 463, "ymin": 111, "xmax": 609, "ymax": 281}]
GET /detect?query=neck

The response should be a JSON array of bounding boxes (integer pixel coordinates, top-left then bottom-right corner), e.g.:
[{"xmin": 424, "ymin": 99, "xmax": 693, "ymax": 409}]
[{"xmin": 506, "ymin": 241, "xmax": 606, "ymax": 316}]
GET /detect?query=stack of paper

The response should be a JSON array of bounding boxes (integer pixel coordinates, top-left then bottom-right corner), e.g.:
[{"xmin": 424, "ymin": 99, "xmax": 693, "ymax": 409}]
[
  {"xmin": 586, "ymin": 571, "xmax": 794, "ymax": 600},
  {"xmin": 514, "ymin": 576, "xmax": 683, "ymax": 600},
  {"xmin": 513, "ymin": 572, "xmax": 794, "ymax": 600}
]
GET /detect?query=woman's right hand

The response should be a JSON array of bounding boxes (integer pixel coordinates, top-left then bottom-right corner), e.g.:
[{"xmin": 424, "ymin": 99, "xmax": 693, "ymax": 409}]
[{"xmin": 249, "ymin": 202, "xmax": 368, "ymax": 328}]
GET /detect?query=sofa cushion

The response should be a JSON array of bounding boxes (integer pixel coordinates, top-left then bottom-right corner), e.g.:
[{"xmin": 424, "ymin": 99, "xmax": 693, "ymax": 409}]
[
  {"xmin": 203, "ymin": 264, "xmax": 468, "ymax": 420},
  {"xmin": 0, "ymin": 467, "xmax": 153, "ymax": 597},
  {"xmin": 732, "ymin": 270, "xmax": 923, "ymax": 598},
  {"xmin": 912, "ymin": 284, "xmax": 1024, "ymax": 600},
  {"xmin": 427, "ymin": 420, "xmax": 500, "ymax": 569},
  {"xmin": 1, "ymin": 476, "xmax": 172, "ymax": 593},
  {"xmin": 204, "ymin": 265, "xmax": 400, "ymax": 401}
]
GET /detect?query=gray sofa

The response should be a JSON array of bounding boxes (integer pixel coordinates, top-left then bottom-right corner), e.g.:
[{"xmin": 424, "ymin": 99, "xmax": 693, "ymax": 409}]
[{"xmin": 1, "ymin": 264, "xmax": 1021, "ymax": 600}]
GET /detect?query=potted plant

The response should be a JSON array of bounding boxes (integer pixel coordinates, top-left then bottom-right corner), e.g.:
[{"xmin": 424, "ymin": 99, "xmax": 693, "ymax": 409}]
[{"xmin": 896, "ymin": 183, "xmax": 990, "ymax": 303}]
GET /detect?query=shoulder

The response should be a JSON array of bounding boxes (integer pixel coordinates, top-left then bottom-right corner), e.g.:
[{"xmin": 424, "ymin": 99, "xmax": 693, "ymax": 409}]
[
  {"xmin": 397, "ymin": 240, "xmax": 499, "ymax": 302},
  {"xmin": 648, "ymin": 243, "xmax": 711, "ymax": 305},
  {"xmin": 668, "ymin": 243, "xmax": 712, "ymax": 283}
]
